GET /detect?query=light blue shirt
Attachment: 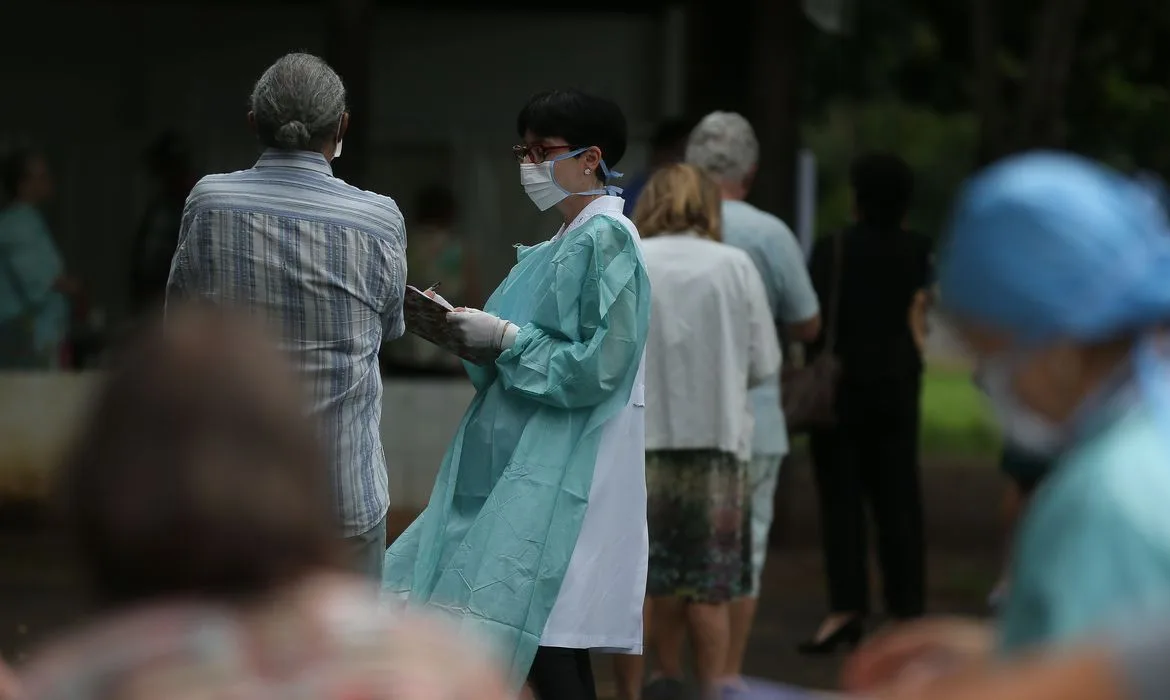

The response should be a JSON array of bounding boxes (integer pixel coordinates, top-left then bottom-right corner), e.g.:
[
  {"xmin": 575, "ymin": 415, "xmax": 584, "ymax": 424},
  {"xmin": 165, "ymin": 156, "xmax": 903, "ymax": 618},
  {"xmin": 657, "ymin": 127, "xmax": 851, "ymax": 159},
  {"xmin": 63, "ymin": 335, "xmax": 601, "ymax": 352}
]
[
  {"xmin": 168, "ymin": 149, "xmax": 407, "ymax": 537},
  {"xmin": 1000, "ymin": 399, "xmax": 1170, "ymax": 654},
  {"xmin": 721, "ymin": 200, "xmax": 820, "ymax": 457}
]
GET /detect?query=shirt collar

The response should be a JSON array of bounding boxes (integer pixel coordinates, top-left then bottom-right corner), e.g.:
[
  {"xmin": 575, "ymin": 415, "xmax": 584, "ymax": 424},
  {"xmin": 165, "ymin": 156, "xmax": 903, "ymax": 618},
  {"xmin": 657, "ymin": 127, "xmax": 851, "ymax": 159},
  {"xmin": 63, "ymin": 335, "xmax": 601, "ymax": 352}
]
[
  {"xmin": 253, "ymin": 149, "xmax": 334, "ymax": 176},
  {"xmin": 554, "ymin": 195, "xmax": 626, "ymax": 240}
]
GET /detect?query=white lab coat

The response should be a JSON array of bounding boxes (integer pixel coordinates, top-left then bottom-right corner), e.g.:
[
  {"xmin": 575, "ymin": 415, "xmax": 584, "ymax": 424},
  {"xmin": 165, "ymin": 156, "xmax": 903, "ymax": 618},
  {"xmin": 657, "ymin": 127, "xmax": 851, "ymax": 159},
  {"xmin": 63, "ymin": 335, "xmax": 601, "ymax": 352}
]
[{"xmin": 539, "ymin": 196, "xmax": 648, "ymax": 653}]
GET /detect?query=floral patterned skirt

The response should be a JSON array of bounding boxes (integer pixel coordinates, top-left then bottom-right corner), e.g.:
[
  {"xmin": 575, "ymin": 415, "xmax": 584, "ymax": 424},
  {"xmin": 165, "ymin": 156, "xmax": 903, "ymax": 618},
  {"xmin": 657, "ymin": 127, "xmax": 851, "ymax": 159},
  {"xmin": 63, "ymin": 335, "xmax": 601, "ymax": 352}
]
[{"xmin": 646, "ymin": 449, "xmax": 751, "ymax": 603}]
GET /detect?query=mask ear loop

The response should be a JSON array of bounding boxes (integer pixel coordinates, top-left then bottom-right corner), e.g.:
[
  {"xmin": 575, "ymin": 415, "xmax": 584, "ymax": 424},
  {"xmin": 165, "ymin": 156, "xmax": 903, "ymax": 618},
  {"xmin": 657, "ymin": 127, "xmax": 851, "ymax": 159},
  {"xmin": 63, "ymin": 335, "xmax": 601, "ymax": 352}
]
[
  {"xmin": 545, "ymin": 147, "xmax": 588, "ymax": 198},
  {"xmin": 597, "ymin": 159, "xmax": 624, "ymax": 197},
  {"xmin": 549, "ymin": 147, "xmax": 626, "ymax": 197}
]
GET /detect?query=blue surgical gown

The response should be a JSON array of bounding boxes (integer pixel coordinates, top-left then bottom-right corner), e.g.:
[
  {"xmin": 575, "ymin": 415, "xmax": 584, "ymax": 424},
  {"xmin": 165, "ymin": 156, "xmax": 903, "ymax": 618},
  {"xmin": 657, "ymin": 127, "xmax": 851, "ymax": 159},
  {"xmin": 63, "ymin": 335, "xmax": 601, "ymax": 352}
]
[
  {"xmin": 1000, "ymin": 398, "xmax": 1170, "ymax": 653},
  {"xmin": 383, "ymin": 211, "xmax": 651, "ymax": 686}
]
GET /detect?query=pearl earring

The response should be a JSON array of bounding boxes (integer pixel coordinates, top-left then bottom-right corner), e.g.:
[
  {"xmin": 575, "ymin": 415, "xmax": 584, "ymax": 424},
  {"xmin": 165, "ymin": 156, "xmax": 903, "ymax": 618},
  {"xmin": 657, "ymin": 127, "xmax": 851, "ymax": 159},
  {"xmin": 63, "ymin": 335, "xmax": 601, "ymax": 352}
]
[{"xmin": 584, "ymin": 168, "xmax": 592, "ymax": 175}]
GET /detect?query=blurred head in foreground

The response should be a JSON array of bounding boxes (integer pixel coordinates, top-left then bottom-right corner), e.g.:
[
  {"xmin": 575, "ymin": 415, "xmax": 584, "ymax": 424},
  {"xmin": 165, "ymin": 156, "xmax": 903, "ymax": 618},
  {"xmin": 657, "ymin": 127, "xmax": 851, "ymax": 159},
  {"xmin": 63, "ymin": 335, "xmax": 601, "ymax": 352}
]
[
  {"xmin": 59, "ymin": 304, "xmax": 343, "ymax": 607},
  {"xmin": 939, "ymin": 151, "xmax": 1170, "ymax": 456},
  {"xmin": 18, "ymin": 306, "xmax": 513, "ymax": 699}
]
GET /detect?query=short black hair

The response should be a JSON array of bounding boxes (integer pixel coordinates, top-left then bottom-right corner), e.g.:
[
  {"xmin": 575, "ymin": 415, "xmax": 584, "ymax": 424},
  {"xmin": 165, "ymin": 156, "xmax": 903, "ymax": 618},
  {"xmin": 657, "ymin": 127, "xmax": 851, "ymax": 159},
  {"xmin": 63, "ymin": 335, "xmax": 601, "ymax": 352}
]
[
  {"xmin": 650, "ymin": 118, "xmax": 693, "ymax": 157},
  {"xmin": 415, "ymin": 184, "xmax": 457, "ymax": 225},
  {"xmin": 850, "ymin": 152, "xmax": 914, "ymax": 227},
  {"xmin": 1, "ymin": 146, "xmax": 38, "ymax": 200},
  {"xmin": 516, "ymin": 89, "xmax": 628, "ymax": 181}
]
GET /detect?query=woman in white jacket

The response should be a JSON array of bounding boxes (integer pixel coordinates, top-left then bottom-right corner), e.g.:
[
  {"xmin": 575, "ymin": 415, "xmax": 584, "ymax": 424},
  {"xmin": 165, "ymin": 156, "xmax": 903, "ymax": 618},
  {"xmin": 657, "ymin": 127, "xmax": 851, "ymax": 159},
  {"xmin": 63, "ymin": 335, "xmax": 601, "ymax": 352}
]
[{"xmin": 614, "ymin": 163, "xmax": 780, "ymax": 700}]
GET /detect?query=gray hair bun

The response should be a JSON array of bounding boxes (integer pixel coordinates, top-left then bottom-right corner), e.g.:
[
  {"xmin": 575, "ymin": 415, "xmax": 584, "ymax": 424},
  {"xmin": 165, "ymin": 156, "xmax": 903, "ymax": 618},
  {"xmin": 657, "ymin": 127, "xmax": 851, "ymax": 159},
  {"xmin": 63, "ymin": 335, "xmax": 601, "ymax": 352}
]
[{"xmin": 274, "ymin": 121, "xmax": 312, "ymax": 150}]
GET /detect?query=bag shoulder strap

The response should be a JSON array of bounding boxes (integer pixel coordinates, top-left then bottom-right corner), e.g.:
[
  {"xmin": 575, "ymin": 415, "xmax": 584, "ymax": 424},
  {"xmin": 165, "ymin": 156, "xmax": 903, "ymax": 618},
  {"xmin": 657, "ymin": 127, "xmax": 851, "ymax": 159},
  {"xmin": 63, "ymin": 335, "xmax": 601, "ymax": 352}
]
[{"xmin": 823, "ymin": 231, "xmax": 845, "ymax": 353}]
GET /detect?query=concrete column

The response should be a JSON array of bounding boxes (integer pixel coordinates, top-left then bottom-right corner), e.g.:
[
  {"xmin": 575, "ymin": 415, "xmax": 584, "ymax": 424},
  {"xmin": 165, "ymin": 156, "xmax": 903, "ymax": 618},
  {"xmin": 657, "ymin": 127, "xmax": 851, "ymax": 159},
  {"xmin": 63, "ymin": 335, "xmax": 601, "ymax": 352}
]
[{"xmin": 326, "ymin": 0, "xmax": 373, "ymax": 188}]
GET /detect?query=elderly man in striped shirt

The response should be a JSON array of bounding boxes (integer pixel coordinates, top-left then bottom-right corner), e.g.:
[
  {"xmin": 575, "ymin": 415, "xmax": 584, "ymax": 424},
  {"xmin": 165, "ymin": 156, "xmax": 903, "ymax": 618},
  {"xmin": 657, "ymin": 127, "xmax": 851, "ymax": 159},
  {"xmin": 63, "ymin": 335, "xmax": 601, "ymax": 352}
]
[{"xmin": 166, "ymin": 53, "xmax": 407, "ymax": 580}]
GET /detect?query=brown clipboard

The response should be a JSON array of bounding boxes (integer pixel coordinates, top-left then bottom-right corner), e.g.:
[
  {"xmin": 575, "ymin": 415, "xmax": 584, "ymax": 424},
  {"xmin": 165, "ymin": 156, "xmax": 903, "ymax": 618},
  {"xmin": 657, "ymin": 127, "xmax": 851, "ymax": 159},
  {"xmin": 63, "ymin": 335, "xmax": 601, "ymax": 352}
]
[{"xmin": 402, "ymin": 285, "xmax": 498, "ymax": 366}]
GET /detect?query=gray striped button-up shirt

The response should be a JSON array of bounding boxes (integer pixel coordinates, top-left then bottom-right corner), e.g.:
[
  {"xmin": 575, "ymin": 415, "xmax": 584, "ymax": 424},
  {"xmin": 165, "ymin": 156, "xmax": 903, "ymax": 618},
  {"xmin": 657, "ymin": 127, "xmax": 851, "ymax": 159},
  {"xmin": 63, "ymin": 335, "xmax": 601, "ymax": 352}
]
[{"xmin": 167, "ymin": 149, "xmax": 407, "ymax": 537}]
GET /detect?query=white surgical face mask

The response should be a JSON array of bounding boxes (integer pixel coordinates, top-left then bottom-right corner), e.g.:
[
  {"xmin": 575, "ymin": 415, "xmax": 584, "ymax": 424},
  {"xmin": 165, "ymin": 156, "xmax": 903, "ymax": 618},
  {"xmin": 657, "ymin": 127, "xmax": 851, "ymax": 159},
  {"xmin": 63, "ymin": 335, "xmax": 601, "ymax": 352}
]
[
  {"xmin": 520, "ymin": 160, "xmax": 569, "ymax": 211},
  {"xmin": 977, "ymin": 354, "xmax": 1067, "ymax": 458},
  {"xmin": 519, "ymin": 147, "xmax": 622, "ymax": 211}
]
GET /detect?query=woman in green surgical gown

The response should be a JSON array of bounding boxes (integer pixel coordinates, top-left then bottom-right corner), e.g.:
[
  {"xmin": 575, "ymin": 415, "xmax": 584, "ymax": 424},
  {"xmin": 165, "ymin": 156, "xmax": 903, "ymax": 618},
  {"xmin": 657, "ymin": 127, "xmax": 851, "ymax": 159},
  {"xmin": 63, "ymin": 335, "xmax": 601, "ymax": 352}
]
[{"xmin": 383, "ymin": 90, "xmax": 651, "ymax": 700}]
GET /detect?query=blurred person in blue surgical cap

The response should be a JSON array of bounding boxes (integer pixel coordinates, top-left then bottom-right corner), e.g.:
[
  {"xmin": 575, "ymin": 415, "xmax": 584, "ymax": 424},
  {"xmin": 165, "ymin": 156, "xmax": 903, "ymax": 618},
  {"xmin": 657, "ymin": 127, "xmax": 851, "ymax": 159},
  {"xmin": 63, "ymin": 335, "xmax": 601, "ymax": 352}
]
[{"xmin": 843, "ymin": 151, "xmax": 1170, "ymax": 695}]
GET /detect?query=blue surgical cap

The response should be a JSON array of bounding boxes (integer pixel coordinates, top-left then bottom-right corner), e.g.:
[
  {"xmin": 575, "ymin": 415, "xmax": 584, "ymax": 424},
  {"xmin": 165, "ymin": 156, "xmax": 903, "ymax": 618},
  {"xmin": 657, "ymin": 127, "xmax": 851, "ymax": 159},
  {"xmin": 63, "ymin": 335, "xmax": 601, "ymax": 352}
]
[{"xmin": 939, "ymin": 151, "xmax": 1170, "ymax": 344}]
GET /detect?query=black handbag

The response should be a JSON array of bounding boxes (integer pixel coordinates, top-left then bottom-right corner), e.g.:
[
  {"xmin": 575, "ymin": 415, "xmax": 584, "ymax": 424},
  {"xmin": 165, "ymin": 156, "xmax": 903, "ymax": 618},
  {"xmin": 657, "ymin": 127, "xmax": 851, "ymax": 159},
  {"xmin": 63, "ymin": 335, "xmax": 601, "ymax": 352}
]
[{"xmin": 781, "ymin": 233, "xmax": 843, "ymax": 434}]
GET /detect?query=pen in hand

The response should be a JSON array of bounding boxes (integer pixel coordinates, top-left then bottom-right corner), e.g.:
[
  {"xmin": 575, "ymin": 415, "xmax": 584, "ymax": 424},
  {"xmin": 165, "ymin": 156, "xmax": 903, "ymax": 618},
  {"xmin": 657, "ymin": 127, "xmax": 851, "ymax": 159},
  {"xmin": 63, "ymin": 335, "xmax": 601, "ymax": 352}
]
[{"xmin": 421, "ymin": 281, "xmax": 456, "ymax": 311}]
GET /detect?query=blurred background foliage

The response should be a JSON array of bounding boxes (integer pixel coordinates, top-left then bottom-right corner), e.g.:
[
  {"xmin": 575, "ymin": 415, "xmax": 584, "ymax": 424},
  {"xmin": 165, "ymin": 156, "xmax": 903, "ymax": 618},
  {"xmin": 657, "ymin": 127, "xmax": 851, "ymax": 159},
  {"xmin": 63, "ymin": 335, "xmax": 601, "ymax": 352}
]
[{"xmin": 799, "ymin": 0, "xmax": 1170, "ymax": 239}]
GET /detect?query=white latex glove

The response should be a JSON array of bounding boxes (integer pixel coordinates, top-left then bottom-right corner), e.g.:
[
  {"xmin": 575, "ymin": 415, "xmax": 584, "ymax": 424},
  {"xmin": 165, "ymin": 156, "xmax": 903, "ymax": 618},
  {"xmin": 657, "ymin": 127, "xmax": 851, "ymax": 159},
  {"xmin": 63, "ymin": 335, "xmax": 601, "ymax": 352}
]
[{"xmin": 446, "ymin": 309, "xmax": 519, "ymax": 351}]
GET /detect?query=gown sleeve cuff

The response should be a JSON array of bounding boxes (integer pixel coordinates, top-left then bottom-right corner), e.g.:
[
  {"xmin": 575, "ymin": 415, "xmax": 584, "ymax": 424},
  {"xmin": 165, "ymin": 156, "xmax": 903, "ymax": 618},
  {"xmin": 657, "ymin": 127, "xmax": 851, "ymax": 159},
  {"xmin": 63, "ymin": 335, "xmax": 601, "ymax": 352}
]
[{"xmin": 500, "ymin": 322, "xmax": 520, "ymax": 351}]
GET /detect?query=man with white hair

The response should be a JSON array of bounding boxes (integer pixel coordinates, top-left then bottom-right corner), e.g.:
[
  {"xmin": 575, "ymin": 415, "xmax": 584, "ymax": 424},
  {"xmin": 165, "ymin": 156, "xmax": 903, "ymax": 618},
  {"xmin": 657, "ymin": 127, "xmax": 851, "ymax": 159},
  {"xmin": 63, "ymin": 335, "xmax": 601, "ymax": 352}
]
[
  {"xmin": 166, "ymin": 53, "xmax": 407, "ymax": 580},
  {"xmin": 686, "ymin": 111, "xmax": 822, "ymax": 686}
]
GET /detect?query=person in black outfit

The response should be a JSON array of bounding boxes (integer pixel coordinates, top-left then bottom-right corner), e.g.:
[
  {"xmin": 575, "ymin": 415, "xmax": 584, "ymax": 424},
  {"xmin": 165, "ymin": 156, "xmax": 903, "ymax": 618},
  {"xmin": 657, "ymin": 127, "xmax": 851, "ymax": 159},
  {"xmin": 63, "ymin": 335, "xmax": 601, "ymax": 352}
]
[{"xmin": 799, "ymin": 153, "xmax": 932, "ymax": 654}]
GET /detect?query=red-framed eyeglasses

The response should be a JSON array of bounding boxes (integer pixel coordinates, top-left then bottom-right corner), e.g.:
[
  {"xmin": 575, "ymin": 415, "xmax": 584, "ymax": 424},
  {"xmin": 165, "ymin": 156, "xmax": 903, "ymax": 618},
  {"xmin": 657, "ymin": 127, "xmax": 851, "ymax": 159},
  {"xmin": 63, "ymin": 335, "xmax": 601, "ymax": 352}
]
[{"xmin": 512, "ymin": 143, "xmax": 582, "ymax": 164}]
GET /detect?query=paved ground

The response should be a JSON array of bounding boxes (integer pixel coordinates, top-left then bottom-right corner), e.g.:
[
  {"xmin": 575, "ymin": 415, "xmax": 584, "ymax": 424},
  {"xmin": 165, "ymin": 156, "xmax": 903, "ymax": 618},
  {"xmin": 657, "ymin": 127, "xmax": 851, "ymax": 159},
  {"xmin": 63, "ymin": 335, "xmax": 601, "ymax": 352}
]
[{"xmin": 0, "ymin": 450, "xmax": 1003, "ymax": 696}]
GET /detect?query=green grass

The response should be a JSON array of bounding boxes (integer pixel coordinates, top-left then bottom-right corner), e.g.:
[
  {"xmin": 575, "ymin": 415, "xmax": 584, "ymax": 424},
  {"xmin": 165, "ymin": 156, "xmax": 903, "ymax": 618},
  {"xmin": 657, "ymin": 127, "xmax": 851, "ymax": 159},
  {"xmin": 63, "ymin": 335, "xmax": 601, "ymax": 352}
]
[
  {"xmin": 920, "ymin": 365, "xmax": 1001, "ymax": 458},
  {"xmin": 788, "ymin": 365, "xmax": 1001, "ymax": 459}
]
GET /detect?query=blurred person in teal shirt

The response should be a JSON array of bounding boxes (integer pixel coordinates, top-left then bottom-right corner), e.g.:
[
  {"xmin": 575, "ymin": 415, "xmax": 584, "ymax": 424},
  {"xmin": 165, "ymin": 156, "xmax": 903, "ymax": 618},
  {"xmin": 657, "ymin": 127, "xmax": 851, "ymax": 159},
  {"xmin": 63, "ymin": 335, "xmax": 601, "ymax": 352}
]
[
  {"xmin": 987, "ymin": 446, "xmax": 1051, "ymax": 610},
  {"xmin": 0, "ymin": 148, "xmax": 77, "ymax": 369},
  {"xmin": 975, "ymin": 365, "xmax": 1054, "ymax": 611},
  {"xmin": 845, "ymin": 152, "xmax": 1170, "ymax": 693}
]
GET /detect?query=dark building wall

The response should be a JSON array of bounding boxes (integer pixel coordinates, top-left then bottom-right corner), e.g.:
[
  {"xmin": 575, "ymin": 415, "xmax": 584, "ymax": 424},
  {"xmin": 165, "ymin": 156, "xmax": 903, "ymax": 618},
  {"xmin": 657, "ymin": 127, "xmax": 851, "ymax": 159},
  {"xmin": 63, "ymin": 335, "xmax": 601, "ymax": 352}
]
[
  {"xmin": 0, "ymin": 1, "xmax": 671, "ymax": 321},
  {"xmin": 685, "ymin": 0, "xmax": 805, "ymax": 224}
]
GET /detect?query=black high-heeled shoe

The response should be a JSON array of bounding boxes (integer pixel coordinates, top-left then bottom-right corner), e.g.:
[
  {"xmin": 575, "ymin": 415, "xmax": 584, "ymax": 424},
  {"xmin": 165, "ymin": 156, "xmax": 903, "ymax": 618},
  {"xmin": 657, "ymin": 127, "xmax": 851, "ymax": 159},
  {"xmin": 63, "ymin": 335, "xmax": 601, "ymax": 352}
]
[{"xmin": 796, "ymin": 616, "xmax": 864, "ymax": 655}]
